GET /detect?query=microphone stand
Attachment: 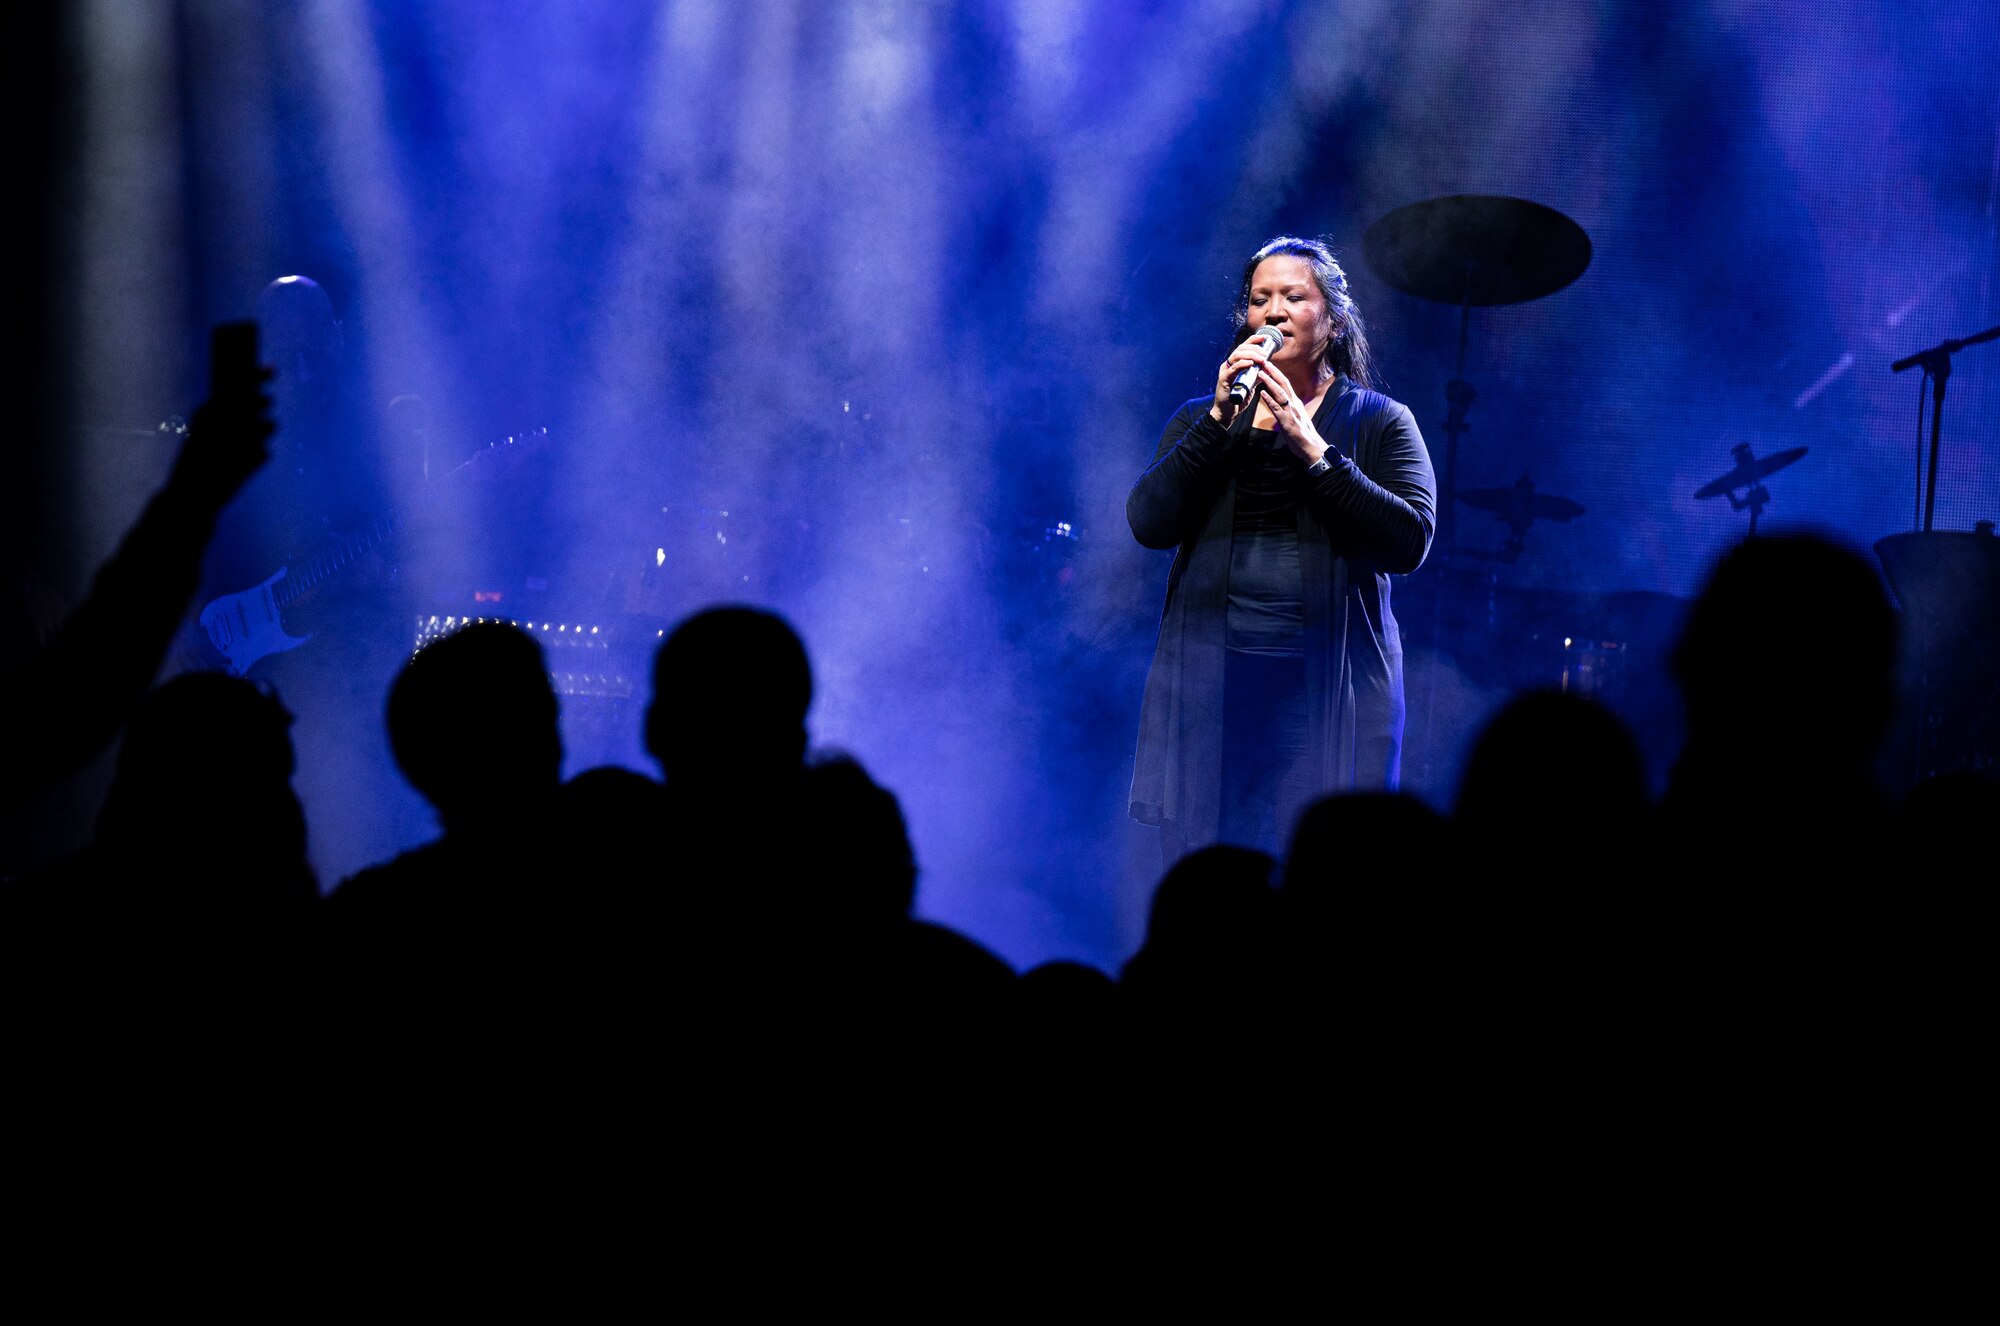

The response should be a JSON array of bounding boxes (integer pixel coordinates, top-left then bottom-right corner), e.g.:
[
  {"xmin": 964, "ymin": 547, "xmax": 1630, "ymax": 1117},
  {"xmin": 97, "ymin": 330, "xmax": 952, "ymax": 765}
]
[{"xmin": 1892, "ymin": 324, "xmax": 2000, "ymax": 532}]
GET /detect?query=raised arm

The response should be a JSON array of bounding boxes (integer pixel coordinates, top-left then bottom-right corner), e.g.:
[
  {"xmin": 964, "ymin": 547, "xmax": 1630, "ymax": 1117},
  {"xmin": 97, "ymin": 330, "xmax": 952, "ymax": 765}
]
[{"xmin": 1, "ymin": 381, "xmax": 271, "ymax": 801}]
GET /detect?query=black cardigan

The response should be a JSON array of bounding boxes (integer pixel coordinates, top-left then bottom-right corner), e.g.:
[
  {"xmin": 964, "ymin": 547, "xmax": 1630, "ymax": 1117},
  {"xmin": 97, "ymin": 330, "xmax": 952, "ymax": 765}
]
[{"xmin": 1126, "ymin": 382, "xmax": 1436, "ymax": 843}]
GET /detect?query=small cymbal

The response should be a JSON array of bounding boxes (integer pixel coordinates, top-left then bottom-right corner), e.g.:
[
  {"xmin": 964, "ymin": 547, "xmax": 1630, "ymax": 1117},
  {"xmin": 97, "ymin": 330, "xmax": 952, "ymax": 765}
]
[
  {"xmin": 1363, "ymin": 195, "xmax": 1592, "ymax": 306},
  {"xmin": 1461, "ymin": 487, "xmax": 1588, "ymax": 522},
  {"xmin": 1694, "ymin": 443, "xmax": 1809, "ymax": 499},
  {"xmin": 1460, "ymin": 475, "xmax": 1586, "ymax": 525}
]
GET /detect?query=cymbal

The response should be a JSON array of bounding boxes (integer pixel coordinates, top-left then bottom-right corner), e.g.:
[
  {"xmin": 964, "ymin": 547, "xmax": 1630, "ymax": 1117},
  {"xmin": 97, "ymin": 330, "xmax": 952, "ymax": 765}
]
[
  {"xmin": 1363, "ymin": 195, "xmax": 1592, "ymax": 306},
  {"xmin": 1460, "ymin": 487, "xmax": 1587, "ymax": 522},
  {"xmin": 1460, "ymin": 476, "xmax": 1586, "ymax": 524},
  {"xmin": 1694, "ymin": 443, "xmax": 1809, "ymax": 499}
]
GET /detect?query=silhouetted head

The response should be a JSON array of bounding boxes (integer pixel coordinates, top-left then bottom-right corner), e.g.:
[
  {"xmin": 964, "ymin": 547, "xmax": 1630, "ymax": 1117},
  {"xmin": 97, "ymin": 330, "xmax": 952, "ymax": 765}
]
[
  {"xmin": 1019, "ymin": 960, "xmax": 1119, "ymax": 1032},
  {"xmin": 256, "ymin": 275, "xmax": 339, "ymax": 358},
  {"xmin": 552, "ymin": 765, "xmax": 665, "ymax": 899},
  {"xmin": 790, "ymin": 754, "xmax": 917, "ymax": 922},
  {"xmin": 1673, "ymin": 533, "xmax": 1896, "ymax": 769},
  {"xmin": 1022, "ymin": 960, "xmax": 1117, "ymax": 999},
  {"xmin": 96, "ymin": 672, "xmax": 313, "ymax": 902},
  {"xmin": 387, "ymin": 623, "xmax": 561, "ymax": 831},
  {"xmin": 1234, "ymin": 235, "xmax": 1374, "ymax": 390},
  {"xmin": 1281, "ymin": 792, "xmax": 1447, "ymax": 959},
  {"xmin": 1286, "ymin": 788, "xmax": 1445, "ymax": 879},
  {"xmin": 560, "ymin": 765, "xmax": 662, "ymax": 830},
  {"xmin": 646, "ymin": 606, "xmax": 812, "ymax": 790},
  {"xmin": 1455, "ymin": 690, "xmax": 1647, "ymax": 834},
  {"xmin": 1125, "ymin": 845, "xmax": 1277, "ymax": 981}
]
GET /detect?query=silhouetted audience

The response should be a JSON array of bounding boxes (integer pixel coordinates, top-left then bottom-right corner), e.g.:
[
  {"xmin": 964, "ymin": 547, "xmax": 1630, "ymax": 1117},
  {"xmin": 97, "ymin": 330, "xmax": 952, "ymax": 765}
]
[
  {"xmin": 646, "ymin": 604, "xmax": 812, "ymax": 796},
  {"xmin": 14, "ymin": 511, "xmax": 1985, "ymax": 1148},
  {"xmin": 1120, "ymin": 845, "xmax": 1278, "ymax": 1043},
  {"xmin": 1279, "ymin": 791, "xmax": 1450, "ymax": 1011},
  {"xmin": 1017, "ymin": 959, "xmax": 1121, "ymax": 1082},
  {"xmin": 10, "ymin": 673, "xmax": 317, "ymax": 1110},
  {"xmin": 643, "ymin": 605, "xmax": 813, "ymax": 924},
  {"xmin": 1665, "ymin": 531, "xmax": 1899, "ymax": 872},
  {"xmin": 2, "ymin": 350, "xmax": 272, "ymax": 814},
  {"xmin": 329, "ymin": 621, "xmax": 563, "ymax": 919},
  {"xmin": 323, "ymin": 622, "xmax": 569, "ymax": 1084},
  {"xmin": 1643, "ymin": 534, "xmax": 1945, "ymax": 1196},
  {"xmin": 630, "ymin": 607, "xmax": 1011, "ymax": 1062},
  {"xmin": 27, "ymin": 672, "xmax": 316, "ymax": 917},
  {"xmin": 1455, "ymin": 689, "xmax": 1648, "ymax": 852}
]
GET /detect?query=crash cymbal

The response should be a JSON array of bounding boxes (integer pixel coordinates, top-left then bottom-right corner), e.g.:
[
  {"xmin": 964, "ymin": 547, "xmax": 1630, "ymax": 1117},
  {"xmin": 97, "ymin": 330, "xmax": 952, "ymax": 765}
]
[
  {"xmin": 1693, "ymin": 443, "xmax": 1809, "ymax": 499},
  {"xmin": 1363, "ymin": 195, "xmax": 1593, "ymax": 307}
]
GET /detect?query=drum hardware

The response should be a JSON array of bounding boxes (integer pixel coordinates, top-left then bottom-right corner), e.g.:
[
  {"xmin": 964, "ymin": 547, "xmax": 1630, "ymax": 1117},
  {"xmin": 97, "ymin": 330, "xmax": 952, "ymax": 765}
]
[
  {"xmin": 1364, "ymin": 195, "xmax": 1593, "ymax": 787},
  {"xmin": 1456, "ymin": 473, "xmax": 1586, "ymax": 564},
  {"xmin": 1033, "ymin": 518, "xmax": 1083, "ymax": 557},
  {"xmin": 1693, "ymin": 442, "xmax": 1809, "ymax": 539},
  {"xmin": 1024, "ymin": 517, "xmax": 1084, "ymax": 588},
  {"xmin": 1558, "ymin": 635, "xmax": 1627, "ymax": 699},
  {"xmin": 1363, "ymin": 195, "xmax": 1593, "ymax": 560}
]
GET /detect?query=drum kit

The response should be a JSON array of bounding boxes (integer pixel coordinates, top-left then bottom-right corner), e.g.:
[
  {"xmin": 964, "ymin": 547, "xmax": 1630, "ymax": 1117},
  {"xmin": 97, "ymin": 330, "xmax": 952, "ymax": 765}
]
[{"xmin": 1359, "ymin": 193, "xmax": 1998, "ymax": 783}]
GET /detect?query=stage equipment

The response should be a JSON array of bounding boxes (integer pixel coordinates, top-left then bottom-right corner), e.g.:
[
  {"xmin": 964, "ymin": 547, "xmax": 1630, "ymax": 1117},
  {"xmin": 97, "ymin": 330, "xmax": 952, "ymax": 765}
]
[
  {"xmin": 1890, "ymin": 323, "xmax": 1999, "ymax": 532},
  {"xmin": 1456, "ymin": 473, "xmax": 1587, "ymax": 564},
  {"xmin": 1692, "ymin": 442, "xmax": 1810, "ymax": 539},
  {"xmin": 414, "ymin": 610, "xmax": 641, "ymax": 732},
  {"xmin": 1875, "ymin": 526, "xmax": 2000, "ymax": 781},
  {"xmin": 1362, "ymin": 194, "xmax": 1592, "ymax": 558},
  {"xmin": 196, "ymin": 426, "xmax": 549, "ymax": 677},
  {"xmin": 1363, "ymin": 196, "xmax": 1594, "ymax": 788}
]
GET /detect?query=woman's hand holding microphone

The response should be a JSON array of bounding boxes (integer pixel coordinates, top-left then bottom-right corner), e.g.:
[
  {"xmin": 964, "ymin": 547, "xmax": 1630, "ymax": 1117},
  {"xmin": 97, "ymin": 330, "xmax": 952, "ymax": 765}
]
[{"xmin": 1208, "ymin": 327, "xmax": 1330, "ymax": 468}]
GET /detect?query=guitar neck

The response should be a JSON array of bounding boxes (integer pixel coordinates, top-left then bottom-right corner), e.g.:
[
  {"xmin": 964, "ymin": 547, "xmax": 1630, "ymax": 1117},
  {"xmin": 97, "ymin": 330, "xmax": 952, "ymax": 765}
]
[
  {"xmin": 262, "ymin": 427, "xmax": 548, "ymax": 609},
  {"xmin": 274, "ymin": 511, "xmax": 401, "ymax": 608}
]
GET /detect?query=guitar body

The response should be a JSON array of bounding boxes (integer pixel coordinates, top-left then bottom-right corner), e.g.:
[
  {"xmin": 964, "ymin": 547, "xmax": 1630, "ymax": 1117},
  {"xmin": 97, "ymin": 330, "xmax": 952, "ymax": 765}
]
[{"xmin": 199, "ymin": 569, "xmax": 314, "ymax": 677}]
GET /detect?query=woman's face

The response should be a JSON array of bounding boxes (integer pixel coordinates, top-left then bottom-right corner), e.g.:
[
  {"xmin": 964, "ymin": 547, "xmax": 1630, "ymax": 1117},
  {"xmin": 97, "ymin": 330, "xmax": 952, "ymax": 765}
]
[{"xmin": 1245, "ymin": 255, "xmax": 1334, "ymax": 375}]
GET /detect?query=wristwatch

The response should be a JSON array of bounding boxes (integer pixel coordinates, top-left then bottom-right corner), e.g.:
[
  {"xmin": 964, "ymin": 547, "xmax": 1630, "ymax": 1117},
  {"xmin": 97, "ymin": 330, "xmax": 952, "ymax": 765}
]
[{"xmin": 1305, "ymin": 455, "xmax": 1333, "ymax": 476}]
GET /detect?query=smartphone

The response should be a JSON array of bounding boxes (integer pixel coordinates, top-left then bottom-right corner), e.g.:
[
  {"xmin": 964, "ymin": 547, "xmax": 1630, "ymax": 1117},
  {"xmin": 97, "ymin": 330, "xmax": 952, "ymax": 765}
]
[{"xmin": 210, "ymin": 320, "xmax": 261, "ymax": 401}]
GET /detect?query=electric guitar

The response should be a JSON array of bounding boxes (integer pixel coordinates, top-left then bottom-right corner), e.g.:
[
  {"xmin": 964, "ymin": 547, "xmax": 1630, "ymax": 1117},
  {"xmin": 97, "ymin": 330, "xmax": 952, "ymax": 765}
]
[
  {"xmin": 197, "ymin": 515, "xmax": 399, "ymax": 676},
  {"xmin": 196, "ymin": 427, "xmax": 548, "ymax": 677}
]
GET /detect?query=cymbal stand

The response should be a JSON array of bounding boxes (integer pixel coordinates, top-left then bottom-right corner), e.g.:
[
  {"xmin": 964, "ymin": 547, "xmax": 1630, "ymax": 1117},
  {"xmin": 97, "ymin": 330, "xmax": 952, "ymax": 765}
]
[
  {"xmin": 1728, "ymin": 482, "xmax": 1771, "ymax": 539},
  {"xmin": 1438, "ymin": 274, "xmax": 1477, "ymax": 559},
  {"xmin": 1419, "ymin": 276, "xmax": 1477, "ymax": 787}
]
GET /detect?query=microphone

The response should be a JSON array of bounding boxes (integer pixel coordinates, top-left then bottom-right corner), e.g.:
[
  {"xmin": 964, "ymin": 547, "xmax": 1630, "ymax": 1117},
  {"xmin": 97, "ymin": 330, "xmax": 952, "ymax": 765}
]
[{"xmin": 1228, "ymin": 326, "xmax": 1285, "ymax": 406}]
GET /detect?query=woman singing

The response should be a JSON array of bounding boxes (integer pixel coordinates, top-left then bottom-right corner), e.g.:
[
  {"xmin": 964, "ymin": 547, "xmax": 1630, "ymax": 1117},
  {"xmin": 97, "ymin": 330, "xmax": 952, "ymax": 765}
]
[{"xmin": 1128, "ymin": 236, "xmax": 1436, "ymax": 862}]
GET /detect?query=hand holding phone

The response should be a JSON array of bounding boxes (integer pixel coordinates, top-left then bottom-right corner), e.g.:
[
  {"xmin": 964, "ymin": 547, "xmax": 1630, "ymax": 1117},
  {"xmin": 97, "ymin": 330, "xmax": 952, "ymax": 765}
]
[
  {"xmin": 210, "ymin": 321, "xmax": 262, "ymax": 400},
  {"xmin": 177, "ymin": 320, "xmax": 276, "ymax": 502}
]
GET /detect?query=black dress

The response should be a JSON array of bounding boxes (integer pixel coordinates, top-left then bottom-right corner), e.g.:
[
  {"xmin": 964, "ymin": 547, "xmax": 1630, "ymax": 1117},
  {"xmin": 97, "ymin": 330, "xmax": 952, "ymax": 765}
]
[{"xmin": 1127, "ymin": 380, "xmax": 1436, "ymax": 854}]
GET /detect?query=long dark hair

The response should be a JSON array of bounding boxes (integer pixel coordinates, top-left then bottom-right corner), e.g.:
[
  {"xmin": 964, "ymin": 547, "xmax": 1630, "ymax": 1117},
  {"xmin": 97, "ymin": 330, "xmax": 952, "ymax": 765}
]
[{"xmin": 1232, "ymin": 235, "xmax": 1375, "ymax": 391}]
